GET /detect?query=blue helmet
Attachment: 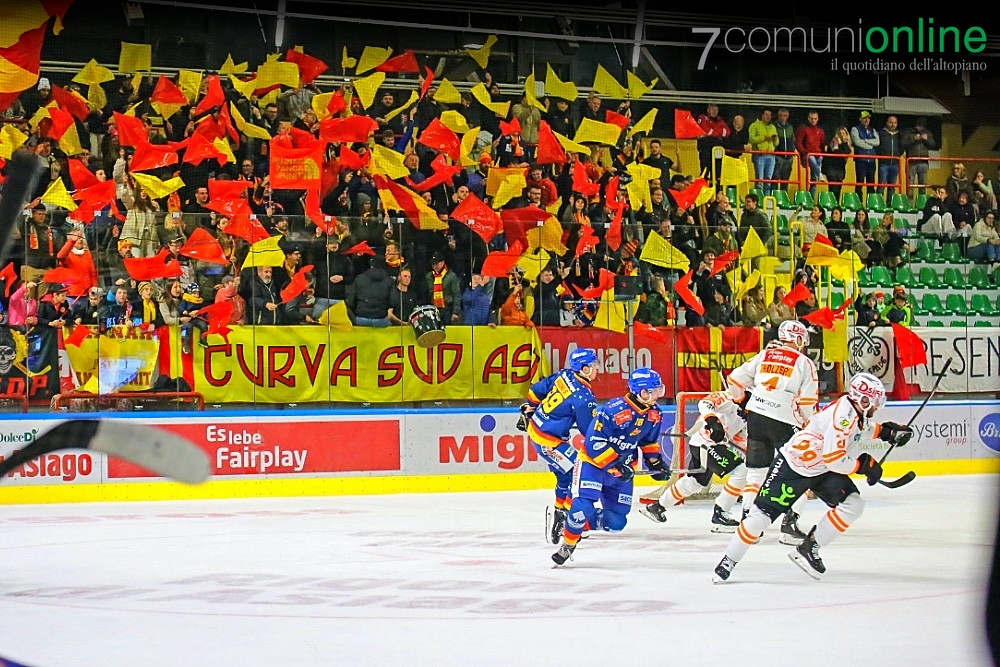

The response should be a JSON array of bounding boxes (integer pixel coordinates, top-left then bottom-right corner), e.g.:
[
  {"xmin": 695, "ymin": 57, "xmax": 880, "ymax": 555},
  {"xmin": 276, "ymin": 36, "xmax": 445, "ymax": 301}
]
[
  {"xmin": 628, "ymin": 367, "xmax": 663, "ymax": 395},
  {"xmin": 568, "ymin": 348, "xmax": 598, "ymax": 372}
]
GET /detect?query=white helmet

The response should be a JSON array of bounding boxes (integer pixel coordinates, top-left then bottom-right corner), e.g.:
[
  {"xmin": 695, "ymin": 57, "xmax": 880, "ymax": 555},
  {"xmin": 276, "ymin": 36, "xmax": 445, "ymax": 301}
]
[
  {"xmin": 848, "ymin": 372, "xmax": 886, "ymax": 418},
  {"xmin": 778, "ymin": 320, "xmax": 810, "ymax": 349}
]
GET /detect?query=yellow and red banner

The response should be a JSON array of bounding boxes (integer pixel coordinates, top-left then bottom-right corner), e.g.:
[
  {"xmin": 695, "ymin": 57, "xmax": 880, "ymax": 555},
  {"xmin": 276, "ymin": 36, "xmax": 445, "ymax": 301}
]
[
  {"xmin": 63, "ymin": 327, "xmax": 161, "ymax": 392},
  {"xmin": 676, "ymin": 326, "xmax": 762, "ymax": 392}
]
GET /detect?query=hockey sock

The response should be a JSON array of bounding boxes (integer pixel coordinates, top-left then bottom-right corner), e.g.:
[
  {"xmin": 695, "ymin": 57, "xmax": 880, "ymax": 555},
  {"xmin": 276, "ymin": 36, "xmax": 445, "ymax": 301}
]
[
  {"xmin": 726, "ymin": 506, "xmax": 771, "ymax": 562},
  {"xmin": 563, "ymin": 497, "xmax": 598, "ymax": 546},
  {"xmin": 660, "ymin": 475, "xmax": 704, "ymax": 507},
  {"xmin": 555, "ymin": 494, "xmax": 572, "ymax": 511},
  {"xmin": 715, "ymin": 464, "xmax": 747, "ymax": 513},
  {"xmin": 790, "ymin": 492, "xmax": 809, "ymax": 516},
  {"xmin": 742, "ymin": 467, "xmax": 768, "ymax": 511},
  {"xmin": 813, "ymin": 493, "xmax": 864, "ymax": 546}
]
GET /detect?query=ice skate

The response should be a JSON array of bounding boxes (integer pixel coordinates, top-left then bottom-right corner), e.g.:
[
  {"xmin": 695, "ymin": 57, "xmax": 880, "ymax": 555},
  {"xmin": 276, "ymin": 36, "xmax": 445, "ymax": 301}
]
[
  {"xmin": 545, "ymin": 506, "xmax": 567, "ymax": 545},
  {"xmin": 551, "ymin": 542, "xmax": 576, "ymax": 566},
  {"xmin": 710, "ymin": 505, "xmax": 739, "ymax": 533},
  {"xmin": 778, "ymin": 510, "xmax": 807, "ymax": 546},
  {"xmin": 789, "ymin": 529, "xmax": 825, "ymax": 580},
  {"xmin": 639, "ymin": 500, "xmax": 667, "ymax": 524},
  {"xmin": 713, "ymin": 555, "xmax": 737, "ymax": 583}
]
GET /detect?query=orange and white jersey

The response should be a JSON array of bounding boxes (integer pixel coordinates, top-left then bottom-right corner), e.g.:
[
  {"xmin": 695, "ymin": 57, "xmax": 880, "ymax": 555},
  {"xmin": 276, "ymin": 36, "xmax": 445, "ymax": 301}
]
[
  {"xmin": 689, "ymin": 391, "xmax": 748, "ymax": 454},
  {"xmin": 781, "ymin": 395, "xmax": 880, "ymax": 477},
  {"xmin": 727, "ymin": 343, "xmax": 819, "ymax": 427}
]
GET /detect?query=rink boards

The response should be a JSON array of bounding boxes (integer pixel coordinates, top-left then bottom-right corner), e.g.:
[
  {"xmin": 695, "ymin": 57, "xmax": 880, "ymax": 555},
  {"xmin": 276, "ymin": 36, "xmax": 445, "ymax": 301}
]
[{"xmin": 0, "ymin": 400, "xmax": 997, "ymax": 504}]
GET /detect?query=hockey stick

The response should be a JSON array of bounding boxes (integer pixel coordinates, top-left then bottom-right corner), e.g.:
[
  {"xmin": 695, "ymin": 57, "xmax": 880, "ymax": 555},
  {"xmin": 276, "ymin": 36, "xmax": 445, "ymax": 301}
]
[
  {"xmin": 875, "ymin": 356, "xmax": 953, "ymax": 488},
  {"xmin": 0, "ymin": 151, "xmax": 211, "ymax": 485}
]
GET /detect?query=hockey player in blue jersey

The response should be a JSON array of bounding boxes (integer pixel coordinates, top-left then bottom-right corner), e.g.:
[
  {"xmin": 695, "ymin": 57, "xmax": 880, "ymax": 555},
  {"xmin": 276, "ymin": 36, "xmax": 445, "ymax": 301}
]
[
  {"xmin": 552, "ymin": 367, "xmax": 671, "ymax": 566},
  {"xmin": 517, "ymin": 348, "xmax": 599, "ymax": 544}
]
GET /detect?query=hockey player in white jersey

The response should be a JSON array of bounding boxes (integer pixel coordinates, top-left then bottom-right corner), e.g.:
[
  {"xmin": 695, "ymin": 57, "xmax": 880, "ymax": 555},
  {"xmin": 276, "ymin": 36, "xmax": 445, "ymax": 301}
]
[
  {"xmin": 712, "ymin": 373, "xmax": 914, "ymax": 582},
  {"xmin": 726, "ymin": 319, "xmax": 819, "ymax": 544},
  {"xmin": 639, "ymin": 390, "xmax": 747, "ymax": 532}
]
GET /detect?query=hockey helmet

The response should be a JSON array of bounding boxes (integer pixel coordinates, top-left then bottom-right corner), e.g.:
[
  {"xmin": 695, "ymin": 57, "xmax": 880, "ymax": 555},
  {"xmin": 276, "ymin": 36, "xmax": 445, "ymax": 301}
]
[
  {"xmin": 848, "ymin": 372, "xmax": 885, "ymax": 417},
  {"xmin": 628, "ymin": 367, "xmax": 664, "ymax": 401},
  {"xmin": 778, "ymin": 320, "xmax": 810, "ymax": 349},
  {"xmin": 568, "ymin": 347, "xmax": 598, "ymax": 373}
]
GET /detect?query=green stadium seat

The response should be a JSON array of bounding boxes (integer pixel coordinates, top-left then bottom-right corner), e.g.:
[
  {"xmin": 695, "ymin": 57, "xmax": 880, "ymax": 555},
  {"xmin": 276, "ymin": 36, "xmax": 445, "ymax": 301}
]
[
  {"xmin": 890, "ymin": 193, "xmax": 916, "ymax": 213},
  {"xmin": 918, "ymin": 267, "xmax": 942, "ymax": 288},
  {"xmin": 914, "ymin": 193, "xmax": 929, "ymax": 210},
  {"xmin": 974, "ymin": 320, "xmax": 994, "ymax": 327},
  {"xmin": 943, "ymin": 267, "xmax": 967, "ymax": 289},
  {"xmin": 969, "ymin": 266, "xmax": 991, "ymax": 289},
  {"xmin": 993, "ymin": 266, "xmax": 1000, "ymax": 286},
  {"xmin": 941, "ymin": 242, "xmax": 969, "ymax": 264},
  {"xmin": 726, "ymin": 186, "xmax": 739, "ymax": 203},
  {"xmin": 866, "ymin": 193, "xmax": 888, "ymax": 213},
  {"xmin": 793, "ymin": 190, "xmax": 814, "ymax": 208},
  {"xmin": 926, "ymin": 320, "xmax": 945, "ymax": 327},
  {"xmin": 831, "ymin": 292, "xmax": 845, "ymax": 310},
  {"xmin": 818, "ymin": 191, "xmax": 838, "ymax": 210},
  {"xmin": 950, "ymin": 320, "xmax": 967, "ymax": 327},
  {"xmin": 775, "ymin": 215, "xmax": 790, "ymax": 245},
  {"xmin": 749, "ymin": 187, "xmax": 764, "ymax": 201},
  {"xmin": 857, "ymin": 269, "xmax": 873, "ymax": 288},
  {"xmin": 916, "ymin": 240, "xmax": 942, "ymax": 263},
  {"xmin": 841, "ymin": 192, "xmax": 862, "ymax": 211},
  {"xmin": 945, "ymin": 293, "xmax": 970, "ymax": 316},
  {"xmin": 971, "ymin": 294, "xmax": 1000, "ymax": 316},
  {"xmin": 921, "ymin": 293, "xmax": 950, "ymax": 315},
  {"xmin": 895, "ymin": 266, "xmax": 917, "ymax": 288},
  {"xmin": 898, "ymin": 246, "xmax": 911, "ymax": 264},
  {"xmin": 870, "ymin": 265, "xmax": 893, "ymax": 286},
  {"xmin": 773, "ymin": 190, "xmax": 793, "ymax": 209}
]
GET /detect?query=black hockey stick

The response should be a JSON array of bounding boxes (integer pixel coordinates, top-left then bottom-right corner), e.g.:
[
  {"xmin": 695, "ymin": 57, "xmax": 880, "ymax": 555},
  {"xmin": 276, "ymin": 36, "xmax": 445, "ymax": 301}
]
[
  {"xmin": 876, "ymin": 356, "xmax": 953, "ymax": 488},
  {"xmin": 0, "ymin": 151, "xmax": 210, "ymax": 485}
]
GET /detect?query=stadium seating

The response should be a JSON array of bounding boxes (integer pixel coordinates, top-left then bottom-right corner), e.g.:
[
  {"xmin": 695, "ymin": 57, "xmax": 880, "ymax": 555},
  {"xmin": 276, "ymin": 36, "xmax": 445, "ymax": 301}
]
[
  {"xmin": 773, "ymin": 190, "xmax": 793, "ymax": 209},
  {"xmin": 971, "ymin": 294, "xmax": 999, "ymax": 316},
  {"xmin": 841, "ymin": 192, "xmax": 862, "ymax": 211},
  {"xmin": 818, "ymin": 191, "xmax": 838, "ymax": 210},
  {"xmin": 895, "ymin": 266, "xmax": 918, "ymax": 288},
  {"xmin": 793, "ymin": 190, "xmax": 813, "ymax": 209},
  {"xmin": 916, "ymin": 240, "xmax": 942, "ymax": 263},
  {"xmin": 941, "ymin": 243, "xmax": 969, "ymax": 264},
  {"xmin": 914, "ymin": 193, "xmax": 928, "ymax": 210},
  {"xmin": 943, "ymin": 267, "xmax": 967, "ymax": 289},
  {"xmin": 969, "ymin": 266, "xmax": 991, "ymax": 289},
  {"xmin": 891, "ymin": 193, "xmax": 916, "ymax": 213},
  {"xmin": 866, "ymin": 193, "xmax": 888, "ymax": 213},
  {"xmin": 946, "ymin": 293, "xmax": 970, "ymax": 316},
  {"xmin": 918, "ymin": 267, "xmax": 942, "ymax": 288},
  {"xmin": 921, "ymin": 293, "xmax": 950, "ymax": 316},
  {"xmin": 870, "ymin": 265, "xmax": 893, "ymax": 287}
]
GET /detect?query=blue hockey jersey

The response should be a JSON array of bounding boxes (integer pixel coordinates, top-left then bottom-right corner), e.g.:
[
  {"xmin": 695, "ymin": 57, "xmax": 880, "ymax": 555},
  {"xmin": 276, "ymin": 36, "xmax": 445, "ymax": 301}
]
[
  {"xmin": 581, "ymin": 395, "xmax": 662, "ymax": 470},
  {"xmin": 526, "ymin": 369, "xmax": 597, "ymax": 447}
]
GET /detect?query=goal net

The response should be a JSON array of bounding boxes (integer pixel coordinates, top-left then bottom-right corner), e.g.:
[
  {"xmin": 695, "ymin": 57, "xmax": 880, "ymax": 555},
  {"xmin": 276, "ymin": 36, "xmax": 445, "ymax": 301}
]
[{"xmin": 640, "ymin": 392, "xmax": 722, "ymax": 504}]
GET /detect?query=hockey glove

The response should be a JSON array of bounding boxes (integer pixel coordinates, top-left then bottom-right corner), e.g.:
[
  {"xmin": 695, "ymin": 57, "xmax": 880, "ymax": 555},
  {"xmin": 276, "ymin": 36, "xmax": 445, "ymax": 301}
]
[
  {"xmin": 645, "ymin": 455, "xmax": 670, "ymax": 481},
  {"xmin": 734, "ymin": 394, "xmax": 750, "ymax": 420},
  {"xmin": 855, "ymin": 452, "xmax": 883, "ymax": 486},
  {"xmin": 704, "ymin": 415, "xmax": 726, "ymax": 444},
  {"xmin": 516, "ymin": 403, "xmax": 535, "ymax": 432},
  {"xmin": 878, "ymin": 421, "xmax": 914, "ymax": 448},
  {"xmin": 608, "ymin": 462, "xmax": 635, "ymax": 482}
]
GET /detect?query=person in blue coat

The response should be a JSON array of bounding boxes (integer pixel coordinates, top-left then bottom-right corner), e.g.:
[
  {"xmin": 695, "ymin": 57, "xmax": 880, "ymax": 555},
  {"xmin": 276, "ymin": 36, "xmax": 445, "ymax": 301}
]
[
  {"xmin": 552, "ymin": 367, "xmax": 670, "ymax": 566},
  {"xmin": 518, "ymin": 348, "xmax": 599, "ymax": 544}
]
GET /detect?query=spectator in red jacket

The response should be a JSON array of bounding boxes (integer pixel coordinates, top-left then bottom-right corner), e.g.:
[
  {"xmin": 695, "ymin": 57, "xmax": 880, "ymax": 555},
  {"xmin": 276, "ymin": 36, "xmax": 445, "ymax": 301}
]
[
  {"xmin": 526, "ymin": 164, "xmax": 558, "ymax": 208},
  {"xmin": 56, "ymin": 229, "xmax": 98, "ymax": 298},
  {"xmin": 795, "ymin": 110, "xmax": 827, "ymax": 196},
  {"xmin": 696, "ymin": 104, "xmax": 731, "ymax": 186}
]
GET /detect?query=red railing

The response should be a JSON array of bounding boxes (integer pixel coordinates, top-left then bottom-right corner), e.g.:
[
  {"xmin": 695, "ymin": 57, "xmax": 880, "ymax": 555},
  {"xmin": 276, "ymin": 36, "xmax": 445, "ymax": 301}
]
[
  {"xmin": 53, "ymin": 392, "xmax": 205, "ymax": 411},
  {"xmin": 804, "ymin": 151, "xmax": 904, "ymax": 195},
  {"xmin": 903, "ymin": 155, "xmax": 1000, "ymax": 197}
]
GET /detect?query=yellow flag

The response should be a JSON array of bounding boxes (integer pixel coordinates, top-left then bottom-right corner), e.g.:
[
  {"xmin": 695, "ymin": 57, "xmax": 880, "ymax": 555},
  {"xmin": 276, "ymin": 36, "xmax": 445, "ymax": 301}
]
[
  {"xmin": 257, "ymin": 61, "xmax": 300, "ymax": 90},
  {"xmin": 58, "ymin": 124, "xmax": 85, "ymax": 157},
  {"xmin": 132, "ymin": 173, "xmax": 185, "ymax": 199},
  {"xmin": 516, "ymin": 249, "xmax": 550, "ymax": 282},
  {"xmin": 460, "ymin": 127, "xmax": 480, "ymax": 167},
  {"xmin": 544, "ymin": 64, "xmax": 577, "ymax": 100},
  {"xmin": 440, "ymin": 110, "xmax": 471, "ymax": 134},
  {"xmin": 694, "ymin": 183, "xmax": 716, "ymax": 207},
  {"xmin": 626, "ymin": 108, "xmax": 658, "ymax": 138},
  {"xmin": 639, "ymin": 233, "xmax": 690, "ymax": 271},
  {"xmin": 740, "ymin": 226, "xmax": 768, "ymax": 261},
  {"xmin": 119, "ymin": 42, "xmax": 151, "ymax": 73},
  {"xmin": 123, "ymin": 102, "xmax": 140, "ymax": 117},
  {"xmin": 219, "ymin": 54, "xmax": 248, "ymax": 76},
  {"xmin": 384, "ymin": 91, "xmax": 419, "ymax": 123},
  {"xmin": 626, "ymin": 71, "xmax": 657, "ymax": 99},
  {"xmin": 554, "ymin": 132, "xmax": 590, "ymax": 156},
  {"xmin": 626, "ymin": 180, "xmax": 651, "ymax": 213},
  {"xmin": 353, "ymin": 72, "xmax": 385, "ymax": 110},
  {"xmin": 213, "ymin": 137, "xmax": 236, "ymax": 164},
  {"xmin": 310, "ymin": 92, "xmax": 336, "ymax": 120},
  {"xmin": 341, "ymin": 47, "xmax": 357, "ymax": 71},
  {"xmin": 87, "ymin": 83, "xmax": 107, "ymax": 111},
  {"xmin": 434, "ymin": 79, "xmax": 462, "ymax": 105},
  {"xmin": 824, "ymin": 316, "xmax": 848, "ymax": 363},
  {"xmin": 130, "ymin": 73, "xmax": 144, "ymax": 95},
  {"xmin": 178, "ymin": 70, "xmax": 203, "ymax": 103},
  {"xmin": 573, "ymin": 118, "xmax": 622, "ymax": 146},
  {"xmin": 319, "ymin": 301, "xmax": 353, "ymax": 330},
  {"xmin": 41, "ymin": 179, "xmax": 77, "ymax": 211},
  {"xmin": 594, "ymin": 293, "xmax": 628, "ymax": 333},
  {"xmin": 152, "ymin": 100, "xmax": 183, "ymax": 121},
  {"xmin": 626, "ymin": 162, "xmax": 661, "ymax": 183},
  {"xmin": 546, "ymin": 197, "xmax": 562, "ymax": 215},
  {"xmin": 230, "ymin": 104, "xmax": 273, "ymax": 141},
  {"xmin": 370, "ymin": 145, "xmax": 410, "ymax": 180},
  {"xmin": 73, "ymin": 59, "xmax": 115, "ymax": 86},
  {"xmin": 734, "ymin": 269, "xmax": 762, "ymax": 302},
  {"xmin": 523, "ymin": 72, "xmax": 546, "ymax": 111},
  {"xmin": 805, "ymin": 240, "xmax": 841, "ymax": 266},
  {"xmin": 229, "ymin": 74, "xmax": 256, "ymax": 100},
  {"xmin": 242, "ymin": 235, "xmax": 286, "ymax": 270},
  {"xmin": 592, "ymin": 64, "xmax": 627, "ymax": 98},
  {"xmin": 470, "ymin": 83, "xmax": 510, "ymax": 118},
  {"xmin": 829, "ymin": 249, "xmax": 865, "ymax": 281},
  {"xmin": 0, "ymin": 124, "xmax": 28, "ymax": 160},
  {"xmin": 493, "ymin": 171, "xmax": 528, "ymax": 209},
  {"xmin": 466, "ymin": 35, "xmax": 498, "ymax": 69},
  {"xmin": 356, "ymin": 46, "xmax": 392, "ymax": 74},
  {"xmin": 526, "ymin": 216, "xmax": 567, "ymax": 256},
  {"xmin": 721, "ymin": 155, "xmax": 749, "ymax": 186}
]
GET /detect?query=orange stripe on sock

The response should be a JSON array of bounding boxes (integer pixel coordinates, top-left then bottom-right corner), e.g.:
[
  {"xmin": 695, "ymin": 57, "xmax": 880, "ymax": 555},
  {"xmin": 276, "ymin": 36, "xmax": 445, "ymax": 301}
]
[
  {"xmin": 737, "ymin": 523, "xmax": 758, "ymax": 545},
  {"xmin": 670, "ymin": 485, "xmax": 685, "ymax": 504},
  {"xmin": 828, "ymin": 508, "xmax": 849, "ymax": 532},
  {"xmin": 743, "ymin": 485, "xmax": 760, "ymax": 494},
  {"xmin": 722, "ymin": 483, "xmax": 741, "ymax": 496}
]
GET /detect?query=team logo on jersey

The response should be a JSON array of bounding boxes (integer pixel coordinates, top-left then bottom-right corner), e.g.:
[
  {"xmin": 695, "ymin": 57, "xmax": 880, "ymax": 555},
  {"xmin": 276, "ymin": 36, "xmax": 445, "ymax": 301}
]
[
  {"xmin": 630, "ymin": 428, "xmax": 641, "ymax": 436},
  {"xmin": 839, "ymin": 418, "xmax": 851, "ymax": 429},
  {"xmin": 978, "ymin": 413, "xmax": 1000, "ymax": 453},
  {"xmin": 614, "ymin": 409, "xmax": 632, "ymax": 426}
]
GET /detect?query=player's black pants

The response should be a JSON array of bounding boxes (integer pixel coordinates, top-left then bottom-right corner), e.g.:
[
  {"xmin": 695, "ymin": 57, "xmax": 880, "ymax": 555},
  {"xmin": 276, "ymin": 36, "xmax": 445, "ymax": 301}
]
[{"xmin": 745, "ymin": 411, "xmax": 798, "ymax": 469}]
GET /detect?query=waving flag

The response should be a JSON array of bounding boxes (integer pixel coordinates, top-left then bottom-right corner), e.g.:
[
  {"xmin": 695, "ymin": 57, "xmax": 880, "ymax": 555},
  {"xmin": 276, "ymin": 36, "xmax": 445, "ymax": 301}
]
[
  {"xmin": 179, "ymin": 228, "xmax": 229, "ymax": 266},
  {"xmin": 375, "ymin": 49, "xmax": 419, "ymax": 74},
  {"xmin": 0, "ymin": 1, "xmax": 72, "ymax": 112},
  {"xmin": 280, "ymin": 264, "xmax": 315, "ymax": 302},
  {"xmin": 124, "ymin": 249, "xmax": 183, "ymax": 281},
  {"xmin": 285, "ymin": 48, "xmax": 328, "ymax": 84},
  {"xmin": 674, "ymin": 109, "xmax": 707, "ymax": 139},
  {"xmin": 451, "ymin": 192, "xmax": 502, "ymax": 243}
]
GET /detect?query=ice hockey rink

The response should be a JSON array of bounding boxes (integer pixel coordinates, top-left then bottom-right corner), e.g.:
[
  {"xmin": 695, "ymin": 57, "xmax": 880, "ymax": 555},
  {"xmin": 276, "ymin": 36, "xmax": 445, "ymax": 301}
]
[{"xmin": 0, "ymin": 474, "xmax": 994, "ymax": 667}]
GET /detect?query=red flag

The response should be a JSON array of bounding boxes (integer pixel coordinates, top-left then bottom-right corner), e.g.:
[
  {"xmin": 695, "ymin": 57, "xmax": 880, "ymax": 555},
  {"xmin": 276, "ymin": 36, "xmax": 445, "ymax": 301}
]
[
  {"xmin": 501, "ymin": 206, "xmax": 551, "ymax": 249},
  {"xmin": 344, "ymin": 241, "xmax": 375, "ymax": 257},
  {"xmin": 285, "ymin": 49, "xmax": 328, "ymax": 84},
  {"xmin": 674, "ymin": 270, "xmax": 704, "ymax": 316},
  {"xmin": 286, "ymin": 126, "xmax": 317, "ymax": 149},
  {"xmin": 208, "ymin": 178, "xmax": 249, "ymax": 201},
  {"xmin": 833, "ymin": 297, "xmax": 853, "ymax": 318},
  {"xmin": 270, "ymin": 138, "xmax": 324, "ymax": 190},
  {"xmin": 45, "ymin": 106, "xmax": 75, "ymax": 140},
  {"xmin": 801, "ymin": 307, "xmax": 836, "ymax": 331},
  {"xmin": 481, "ymin": 241, "xmax": 526, "ymax": 278},
  {"xmin": 222, "ymin": 214, "xmax": 270, "ymax": 245},
  {"xmin": 205, "ymin": 198, "xmax": 252, "ymax": 218},
  {"xmin": 499, "ymin": 117, "xmax": 521, "ymax": 137},
  {"xmin": 672, "ymin": 177, "xmax": 709, "ymax": 211},
  {"xmin": 782, "ymin": 282, "xmax": 813, "ymax": 308},
  {"xmin": 578, "ymin": 269, "xmax": 617, "ymax": 299},
  {"xmin": 417, "ymin": 118, "xmax": 461, "ymax": 162},
  {"xmin": 338, "ymin": 144, "xmax": 369, "ymax": 171},
  {"xmin": 65, "ymin": 324, "xmax": 93, "ymax": 348},
  {"xmin": 814, "ymin": 233, "xmax": 835, "ymax": 247},
  {"xmin": 451, "ymin": 192, "xmax": 502, "ymax": 243},
  {"xmin": 304, "ymin": 189, "xmax": 338, "ymax": 235},
  {"xmin": 0, "ymin": 21, "xmax": 49, "ymax": 114},
  {"xmin": 634, "ymin": 321, "xmax": 667, "ymax": 343},
  {"xmin": 891, "ymin": 322, "xmax": 928, "ymax": 369},
  {"xmin": 603, "ymin": 175, "xmax": 624, "ymax": 252},
  {"xmin": 196, "ymin": 301, "xmax": 235, "ymax": 344},
  {"xmin": 605, "ymin": 109, "xmax": 630, "ymax": 130},
  {"xmin": 194, "ymin": 74, "xmax": 225, "ymax": 115},
  {"xmin": 42, "ymin": 267, "xmax": 85, "ymax": 285},
  {"xmin": 124, "ymin": 249, "xmax": 184, "ymax": 281},
  {"xmin": 0, "ymin": 262, "xmax": 17, "ymax": 298},
  {"xmin": 709, "ymin": 249, "xmax": 740, "ymax": 277},
  {"xmin": 319, "ymin": 115, "xmax": 379, "ymax": 144},
  {"xmin": 374, "ymin": 175, "xmax": 444, "ymax": 230},
  {"xmin": 151, "ymin": 76, "xmax": 189, "ymax": 106},
  {"xmin": 179, "ymin": 228, "xmax": 229, "ymax": 266},
  {"xmin": 193, "ymin": 114, "xmax": 226, "ymax": 142},
  {"xmin": 572, "ymin": 156, "xmax": 599, "ymax": 197},
  {"xmin": 67, "ymin": 159, "xmax": 99, "ymax": 190},
  {"xmin": 375, "ymin": 50, "xmax": 419, "ymax": 74},
  {"xmin": 674, "ymin": 109, "xmax": 707, "ymax": 139},
  {"xmin": 574, "ymin": 224, "xmax": 598, "ymax": 258},
  {"xmin": 183, "ymin": 133, "xmax": 228, "ymax": 167},
  {"xmin": 280, "ymin": 264, "xmax": 315, "ymax": 302},
  {"xmin": 50, "ymin": 84, "xmax": 90, "ymax": 121},
  {"xmin": 327, "ymin": 90, "xmax": 346, "ymax": 117},
  {"xmin": 113, "ymin": 111, "xmax": 148, "ymax": 148},
  {"xmin": 410, "ymin": 154, "xmax": 463, "ymax": 192},
  {"xmin": 130, "ymin": 142, "xmax": 179, "ymax": 172},
  {"xmin": 419, "ymin": 65, "xmax": 434, "ymax": 100},
  {"xmin": 534, "ymin": 120, "xmax": 566, "ymax": 165}
]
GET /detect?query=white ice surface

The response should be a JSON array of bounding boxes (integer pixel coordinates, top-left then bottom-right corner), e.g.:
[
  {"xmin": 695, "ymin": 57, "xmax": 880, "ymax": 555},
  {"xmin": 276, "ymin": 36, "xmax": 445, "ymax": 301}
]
[{"xmin": 0, "ymin": 474, "xmax": 995, "ymax": 667}]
